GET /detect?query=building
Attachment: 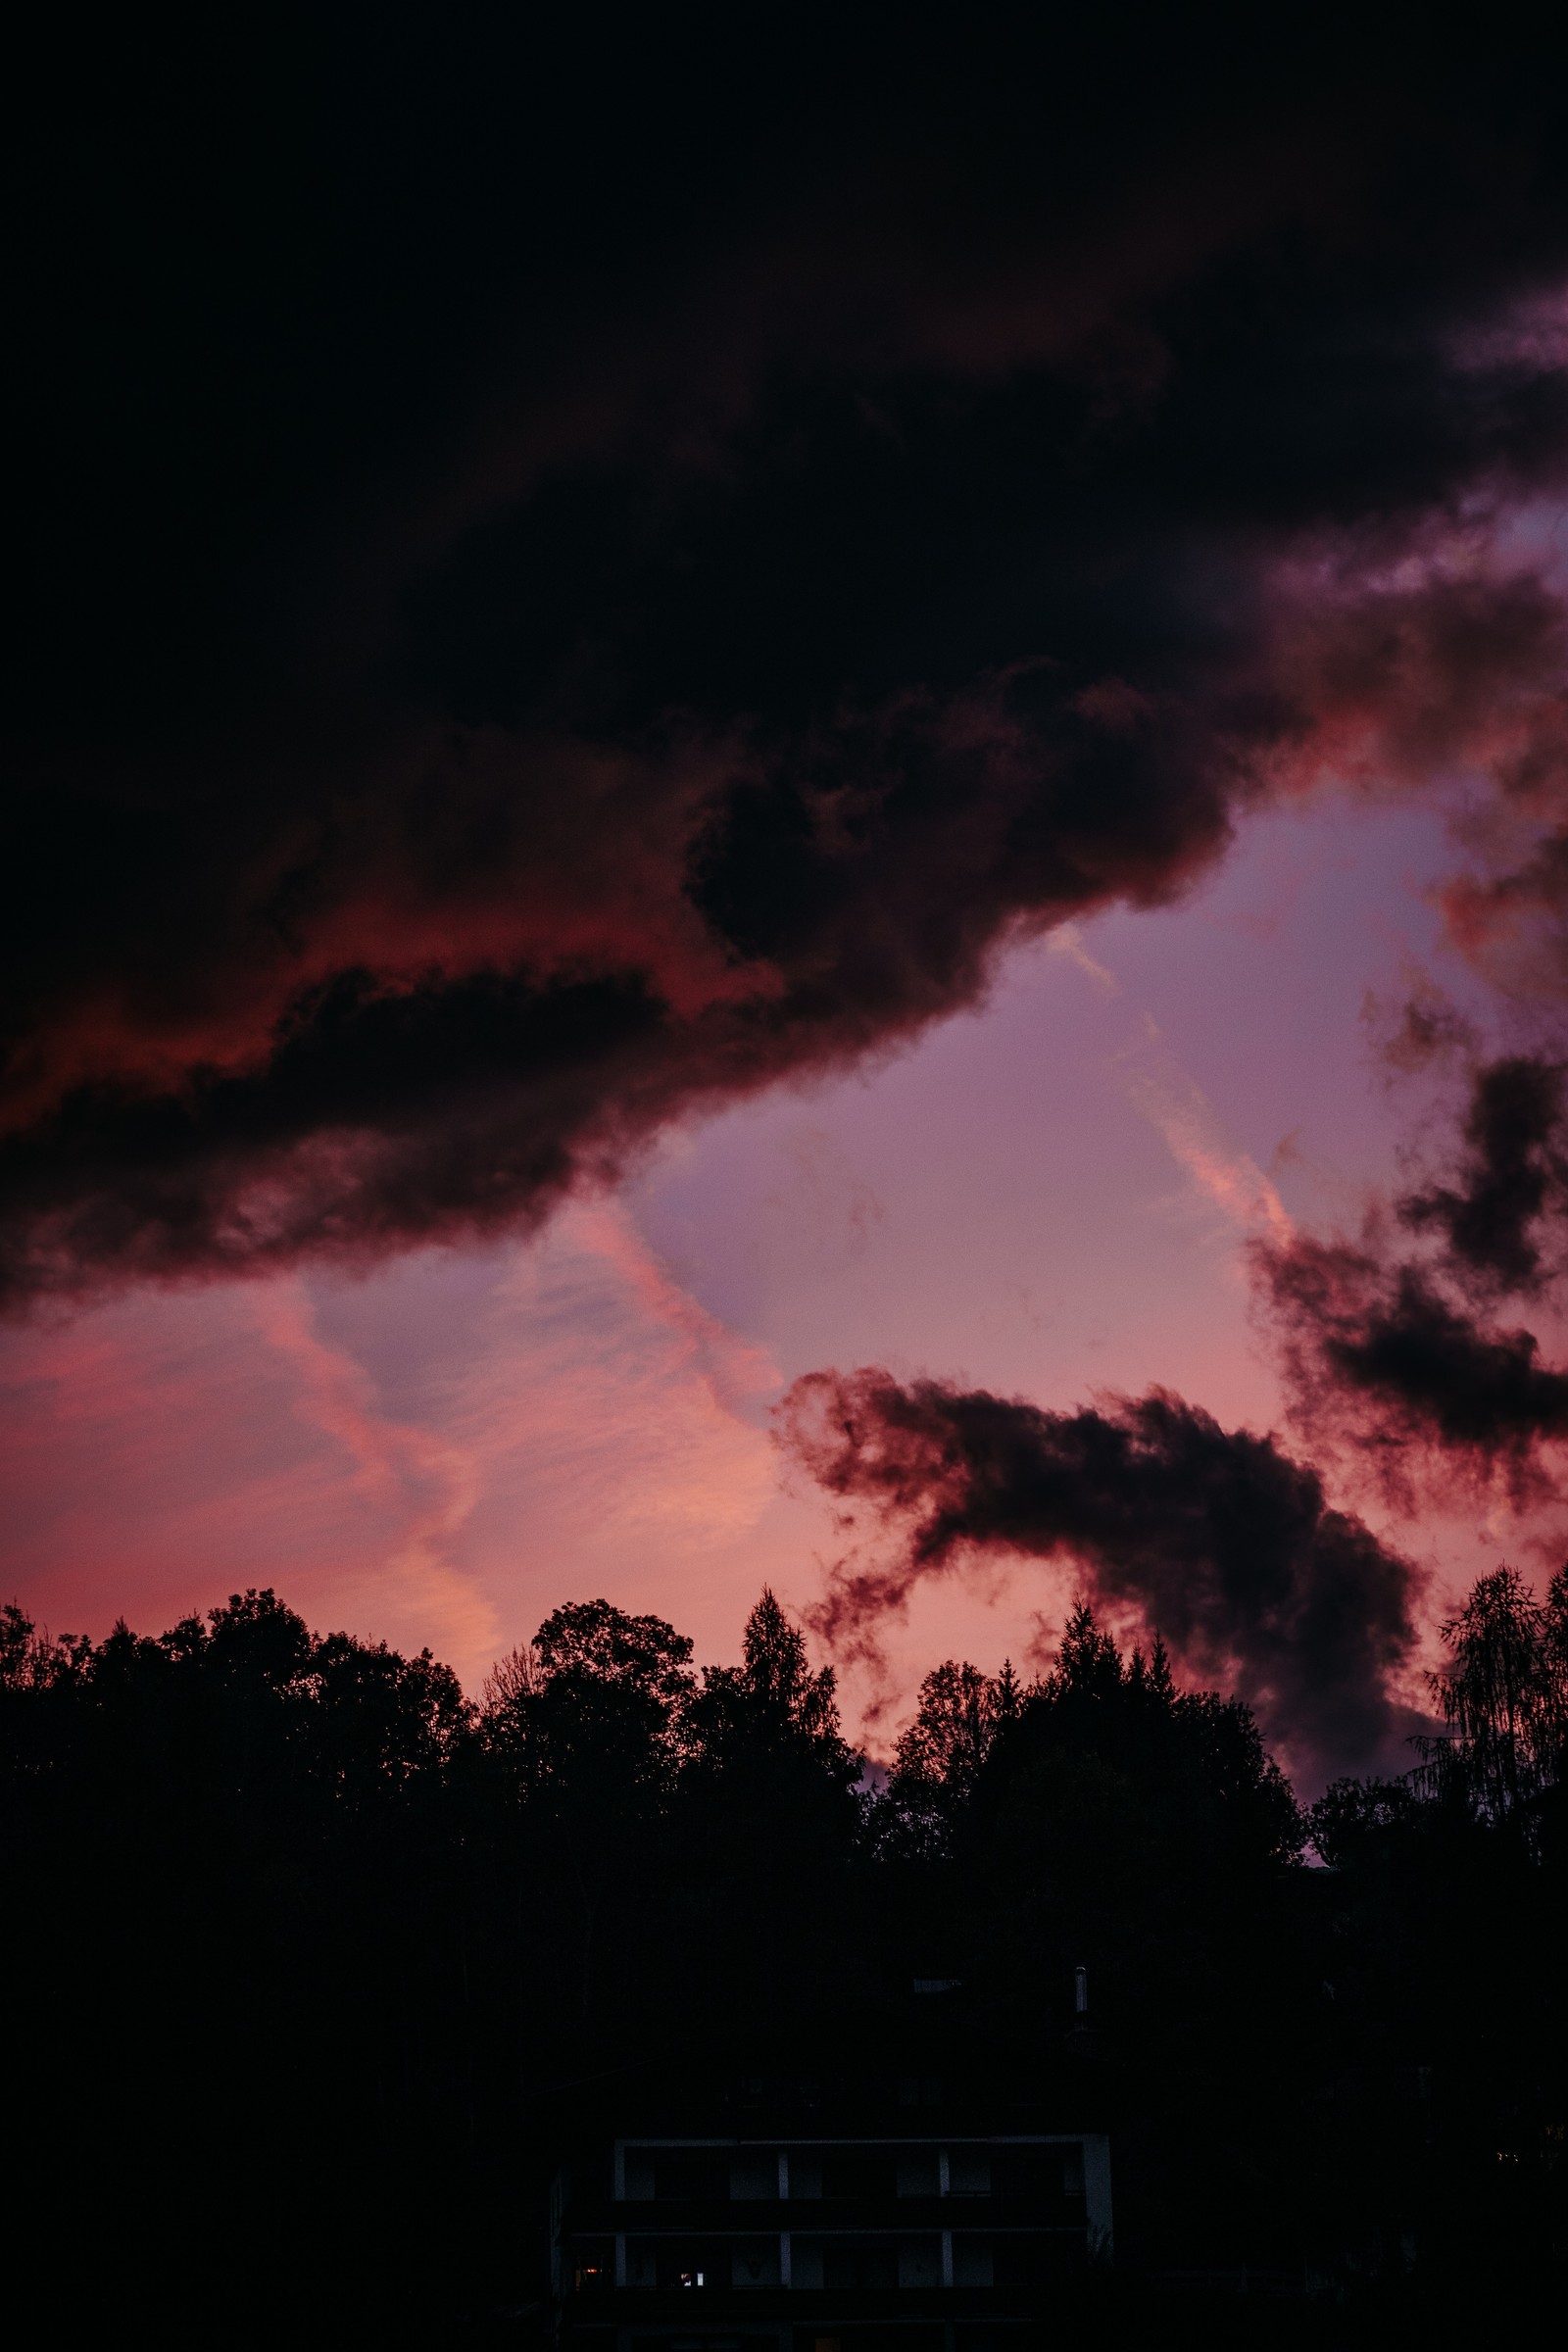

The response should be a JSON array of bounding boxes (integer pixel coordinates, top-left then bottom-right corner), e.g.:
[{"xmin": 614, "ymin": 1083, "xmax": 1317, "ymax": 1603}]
[{"xmin": 551, "ymin": 2125, "xmax": 1112, "ymax": 2352}]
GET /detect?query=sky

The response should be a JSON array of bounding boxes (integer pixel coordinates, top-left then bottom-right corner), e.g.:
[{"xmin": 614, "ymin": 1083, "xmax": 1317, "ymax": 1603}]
[
  {"xmin": 3, "ymin": 784, "xmax": 1551, "ymax": 1782},
  {"xmin": 9, "ymin": 4, "xmax": 1568, "ymax": 1787}
]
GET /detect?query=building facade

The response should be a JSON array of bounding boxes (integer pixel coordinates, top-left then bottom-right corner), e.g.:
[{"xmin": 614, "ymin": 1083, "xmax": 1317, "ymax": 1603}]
[{"xmin": 552, "ymin": 2130, "xmax": 1112, "ymax": 2352}]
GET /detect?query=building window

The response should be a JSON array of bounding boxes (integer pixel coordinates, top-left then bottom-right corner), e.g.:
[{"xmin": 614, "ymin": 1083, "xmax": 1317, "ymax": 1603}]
[
  {"xmin": 625, "ymin": 2239, "xmax": 729, "ymax": 2290},
  {"xmin": 897, "ymin": 2235, "xmax": 943, "ymax": 2288},
  {"xmin": 731, "ymin": 2239, "xmax": 781, "ymax": 2288},
  {"xmin": 946, "ymin": 2151, "xmax": 992, "ymax": 2198},
  {"xmin": 790, "ymin": 2236, "xmax": 900, "ymax": 2290},
  {"xmin": 571, "ymin": 2239, "xmax": 613, "ymax": 2292},
  {"xmin": 730, "ymin": 2153, "xmax": 779, "ymax": 2201},
  {"xmin": 896, "ymin": 2151, "xmax": 940, "ymax": 2197},
  {"xmin": 821, "ymin": 2153, "xmax": 897, "ymax": 2201},
  {"xmin": 654, "ymin": 2152, "xmax": 730, "ymax": 2202}
]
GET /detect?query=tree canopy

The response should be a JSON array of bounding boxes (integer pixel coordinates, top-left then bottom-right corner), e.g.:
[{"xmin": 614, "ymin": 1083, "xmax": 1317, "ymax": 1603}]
[{"xmin": 3, "ymin": 1567, "xmax": 1565, "ymax": 2339}]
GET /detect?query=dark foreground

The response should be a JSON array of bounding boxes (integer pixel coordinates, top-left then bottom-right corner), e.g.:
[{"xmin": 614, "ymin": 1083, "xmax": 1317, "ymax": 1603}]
[{"xmin": 4, "ymin": 1585, "xmax": 1564, "ymax": 2344}]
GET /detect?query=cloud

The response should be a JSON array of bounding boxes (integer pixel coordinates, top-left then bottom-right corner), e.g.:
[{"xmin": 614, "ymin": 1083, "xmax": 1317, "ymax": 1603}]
[
  {"xmin": 776, "ymin": 1365, "xmax": 1425, "ymax": 1783},
  {"xmin": 1397, "ymin": 1054, "xmax": 1568, "ymax": 1294},
  {"xmin": 1364, "ymin": 972, "xmax": 1479, "ymax": 1076},
  {"xmin": 9, "ymin": 25, "xmax": 1568, "ymax": 1306},
  {"xmin": 1252, "ymin": 1050, "xmax": 1568, "ymax": 1506},
  {"xmin": 1050, "ymin": 936, "xmax": 1291, "ymax": 1244},
  {"xmin": 1047, "ymin": 924, "xmax": 1120, "ymax": 999},
  {"xmin": 247, "ymin": 1280, "xmax": 498, "ymax": 1666},
  {"xmin": 1119, "ymin": 1019, "xmax": 1294, "ymax": 1245},
  {"xmin": 1254, "ymin": 1236, "xmax": 1568, "ymax": 1509},
  {"xmin": 1441, "ymin": 818, "xmax": 1568, "ymax": 999}
]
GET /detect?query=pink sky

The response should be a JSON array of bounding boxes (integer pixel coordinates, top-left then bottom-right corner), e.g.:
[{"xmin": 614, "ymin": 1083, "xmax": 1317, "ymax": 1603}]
[{"xmin": 1, "ymin": 783, "xmax": 1554, "ymax": 1751}]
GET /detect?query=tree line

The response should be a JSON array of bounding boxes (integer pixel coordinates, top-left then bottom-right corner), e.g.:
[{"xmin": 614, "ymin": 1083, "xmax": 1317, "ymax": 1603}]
[{"xmin": 3, "ymin": 1570, "xmax": 1565, "ymax": 2342}]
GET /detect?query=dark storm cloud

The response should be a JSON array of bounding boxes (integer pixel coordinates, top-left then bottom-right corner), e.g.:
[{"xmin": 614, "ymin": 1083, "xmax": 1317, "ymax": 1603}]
[
  {"xmin": 1398, "ymin": 1054, "xmax": 1568, "ymax": 1294},
  {"xmin": 776, "ymin": 1367, "xmax": 1422, "ymax": 1780},
  {"xmin": 1257, "ymin": 1237, "xmax": 1568, "ymax": 1500},
  {"xmin": 9, "ymin": 8, "xmax": 1568, "ymax": 1304},
  {"xmin": 1254, "ymin": 1053, "xmax": 1568, "ymax": 1498}
]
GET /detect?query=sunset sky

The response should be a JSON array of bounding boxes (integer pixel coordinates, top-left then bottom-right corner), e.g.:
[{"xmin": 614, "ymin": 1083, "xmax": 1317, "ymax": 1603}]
[{"xmin": 10, "ymin": 5, "xmax": 1568, "ymax": 1788}]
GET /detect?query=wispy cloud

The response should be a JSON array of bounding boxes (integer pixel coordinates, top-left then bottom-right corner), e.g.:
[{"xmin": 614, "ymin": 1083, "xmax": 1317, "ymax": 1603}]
[
  {"xmin": 1049, "ymin": 922, "xmax": 1121, "ymax": 998},
  {"xmin": 0, "ymin": 1203, "xmax": 799, "ymax": 1689},
  {"xmin": 248, "ymin": 1281, "xmax": 499, "ymax": 1666},
  {"xmin": 1051, "ymin": 931, "xmax": 1294, "ymax": 1244},
  {"xmin": 1120, "ymin": 1018, "xmax": 1295, "ymax": 1246},
  {"xmin": 452, "ymin": 1200, "xmax": 785, "ymax": 1566}
]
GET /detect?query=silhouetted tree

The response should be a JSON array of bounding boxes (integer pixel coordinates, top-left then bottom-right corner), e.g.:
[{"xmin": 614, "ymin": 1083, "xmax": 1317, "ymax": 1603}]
[
  {"xmin": 479, "ymin": 1596, "xmax": 694, "ymax": 1798},
  {"xmin": 684, "ymin": 1588, "xmax": 853, "ymax": 1772},
  {"xmin": 5, "ymin": 1571, "xmax": 1566, "ymax": 2337},
  {"xmin": 676, "ymin": 1591, "xmax": 862, "ymax": 1987},
  {"xmin": 873, "ymin": 1657, "xmax": 1022, "ymax": 1859},
  {"xmin": 1414, "ymin": 1564, "xmax": 1568, "ymax": 1829},
  {"xmin": 1306, "ymin": 1771, "xmax": 1422, "ymax": 1866}
]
